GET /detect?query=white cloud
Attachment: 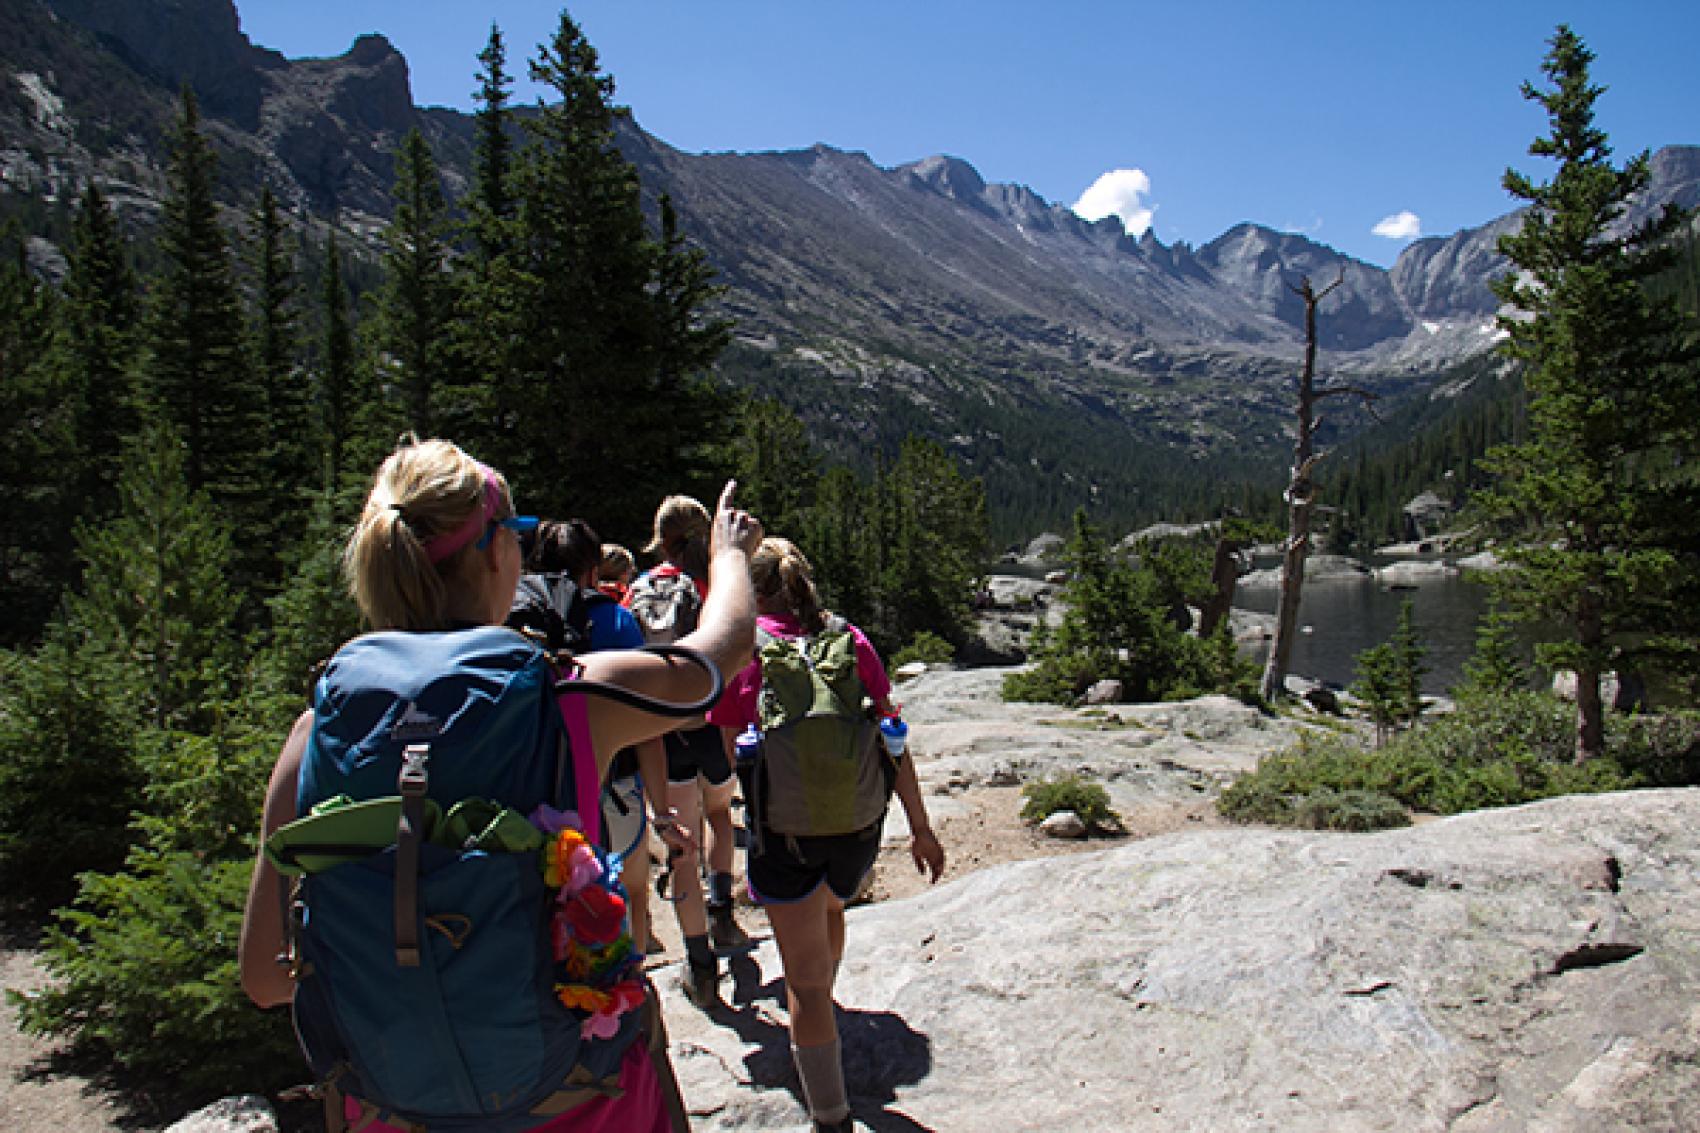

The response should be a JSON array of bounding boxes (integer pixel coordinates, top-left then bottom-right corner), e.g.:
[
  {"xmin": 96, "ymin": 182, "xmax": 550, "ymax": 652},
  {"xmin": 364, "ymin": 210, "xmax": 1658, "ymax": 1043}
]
[
  {"xmin": 1372, "ymin": 210, "xmax": 1422, "ymax": 240},
  {"xmin": 1073, "ymin": 169, "xmax": 1156, "ymax": 236}
]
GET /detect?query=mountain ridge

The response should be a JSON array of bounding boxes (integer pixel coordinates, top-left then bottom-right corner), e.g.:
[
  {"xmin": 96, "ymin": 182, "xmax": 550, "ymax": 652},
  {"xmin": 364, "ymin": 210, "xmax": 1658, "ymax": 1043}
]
[{"xmin": 5, "ymin": 0, "xmax": 1697, "ymax": 531}]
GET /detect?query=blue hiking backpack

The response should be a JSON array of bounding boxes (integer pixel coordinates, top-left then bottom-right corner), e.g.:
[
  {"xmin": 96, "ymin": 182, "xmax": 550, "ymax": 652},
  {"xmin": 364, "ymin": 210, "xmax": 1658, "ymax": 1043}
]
[{"xmin": 265, "ymin": 626, "xmax": 716, "ymax": 1131}]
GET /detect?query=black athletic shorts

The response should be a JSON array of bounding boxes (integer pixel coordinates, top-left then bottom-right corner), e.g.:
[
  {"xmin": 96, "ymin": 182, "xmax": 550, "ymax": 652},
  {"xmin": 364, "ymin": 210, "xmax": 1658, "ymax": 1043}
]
[
  {"xmin": 746, "ymin": 820, "xmax": 884, "ymax": 905},
  {"xmin": 665, "ymin": 724, "xmax": 732, "ymax": 786}
]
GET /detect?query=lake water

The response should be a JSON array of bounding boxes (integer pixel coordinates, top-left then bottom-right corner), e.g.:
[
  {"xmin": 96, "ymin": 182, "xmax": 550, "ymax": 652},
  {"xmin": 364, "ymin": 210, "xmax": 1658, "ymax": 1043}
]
[
  {"xmin": 995, "ymin": 554, "xmax": 1496, "ymax": 695},
  {"xmin": 1234, "ymin": 561, "xmax": 1492, "ymax": 695}
]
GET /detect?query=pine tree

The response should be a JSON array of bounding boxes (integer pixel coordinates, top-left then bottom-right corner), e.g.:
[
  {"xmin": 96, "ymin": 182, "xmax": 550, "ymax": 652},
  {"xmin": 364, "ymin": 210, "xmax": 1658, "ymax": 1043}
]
[
  {"xmin": 316, "ymin": 233, "xmax": 360, "ymax": 488},
  {"xmin": 475, "ymin": 13, "xmax": 738, "ymax": 521},
  {"xmin": 735, "ymin": 396, "xmax": 820, "ymax": 540},
  {"xmin": 1459, "ymin": 598, "xmax": 1529, "ymax": 697},
  {"xmin": 468, "ymin": 24, "xmax": 516, "ymax": 268},
  {"xmin": 442, "ymin": 24, "xmax": 520, "ymax": 447},
  {"xmin": 872, "ymin": 437, "xmax": 987, "ymax": 651},
  {"xmin": 653, "ymin": 194, "xmax": 732, "ymax": 385},
  {"xmin": 376, "ymin": 128, "xmax": 454, "ymax": 435},
  {"xmin": 144, "ymin": 88, "xmax": 265, "ymax": 502},
  {"xmin": 1352, "ymin": 599, "xmax": 1427, "ymax": 745},
  {"xmin": 803, "ymin": 465, "xmax": 872, "ymax": 618},
  {"xmin": 619, "ymin": 191, "xmax": 738, "ymax": 508},
  {"xmin": 0, "ymin": 226, "xmax": 76, "ymax": 642},
  {"xmin": 0, "ymin": 625, "xmax": 143, "ymax": 909},
  {"xmin": 63, "ymin": 181, "xmax": 140, "ymax": 524},
  {"xmin": 1480, "ymin": 26, "xmax": 1700, "ymax": 760},
  {"xmin": 248, "ymin": 186, "xmax": 313, "ymax": 548},
  {"xmin": 495, "ymin": 12, "xmax": 659, "ymax": 518},
  {"xmin": 64, "ymin": 423, "xmax": 246, "ymax": 734},
  {"xmin": 263, "ymin": 488, "xmax": 362, "ymax": 698},
  {"xmin": 1389, "ymin": 598, "xmax": 1428, "ymax": 724}
]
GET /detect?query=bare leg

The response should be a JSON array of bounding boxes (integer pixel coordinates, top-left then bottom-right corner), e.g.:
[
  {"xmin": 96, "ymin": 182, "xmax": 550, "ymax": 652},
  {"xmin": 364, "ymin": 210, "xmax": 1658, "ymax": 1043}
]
[
  {"xmin": 665, "ymin": 778, "xmax": 707, "ymax": 941},
  {"xmin": 702, "ymin": 775, "xmax": 738, "ymax": 879},
  {"xmin": 767, "ymin": 885, "xmax": 851, "ymax": 1125},
  {"xmin": 764, "ymin": 884, "xmax": 842, "ymax": 1046}
]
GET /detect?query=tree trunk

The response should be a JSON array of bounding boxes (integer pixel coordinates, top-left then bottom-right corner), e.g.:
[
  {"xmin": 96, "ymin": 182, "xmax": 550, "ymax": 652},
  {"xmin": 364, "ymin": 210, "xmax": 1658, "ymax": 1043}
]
[
  {"xmin": 1259, "ymin": 277, "xmax": 1327, "ymax": 703},
  {"xmin": 1574, "ymin": 583, "xmax": 1605, "ymax": 762},
  {"xmin": 1198, "ymin": 536, "xmax": 1240, "ymax": 638},
  {"xmin": 1260, "ymin": 495, "xmax": 1312, "ymax": 701}
]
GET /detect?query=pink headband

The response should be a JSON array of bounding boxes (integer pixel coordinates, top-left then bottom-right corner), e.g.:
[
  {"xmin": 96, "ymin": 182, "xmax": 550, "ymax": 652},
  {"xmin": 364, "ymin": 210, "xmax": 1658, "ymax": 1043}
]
[{"xmin": 423, "ymin": 467, "xmax": 501, "ymax": 564}]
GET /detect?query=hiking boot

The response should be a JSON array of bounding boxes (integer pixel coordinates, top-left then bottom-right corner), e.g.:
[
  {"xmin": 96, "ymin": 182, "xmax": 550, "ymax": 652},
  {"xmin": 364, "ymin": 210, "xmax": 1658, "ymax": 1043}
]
[
  {"xmin": 709, "ymin": 904, "xmax": 752, "ymax": 954},
  {"xmin": 681, "ymin": 960, "xmax": 721, "ymax": 1011}
]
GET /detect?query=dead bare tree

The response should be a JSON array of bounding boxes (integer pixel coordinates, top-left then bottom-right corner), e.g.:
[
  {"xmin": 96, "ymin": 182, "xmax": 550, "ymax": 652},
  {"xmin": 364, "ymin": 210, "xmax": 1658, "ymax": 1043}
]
[{"xmin": 1259, "ymin": 273, "xmax": 1377, "ymax": 702}]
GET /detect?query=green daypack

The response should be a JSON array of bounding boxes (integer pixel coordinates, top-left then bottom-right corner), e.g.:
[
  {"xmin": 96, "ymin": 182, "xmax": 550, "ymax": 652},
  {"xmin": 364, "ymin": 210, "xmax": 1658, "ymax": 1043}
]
[{"xmin": 753, "ymin": 616, "xmax": 893, "ymax": 838}]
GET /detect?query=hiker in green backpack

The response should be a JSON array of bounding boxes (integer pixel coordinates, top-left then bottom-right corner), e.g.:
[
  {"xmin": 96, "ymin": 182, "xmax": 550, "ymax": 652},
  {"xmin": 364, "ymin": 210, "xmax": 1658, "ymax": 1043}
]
[
  {"xmin": 707, "ymin": 537, "xmax": 945, "ymax": 1133},
  {"xmin": 238, "ymin": 438, "xmax": 764, "ymax": 1133}
]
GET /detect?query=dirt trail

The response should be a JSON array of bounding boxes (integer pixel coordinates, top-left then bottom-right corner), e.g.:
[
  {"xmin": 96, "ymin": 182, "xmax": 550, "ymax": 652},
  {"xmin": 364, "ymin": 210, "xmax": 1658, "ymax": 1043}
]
[{"xmin": 0, "ymin": 939, "xmax": 132, "ymax": 1132}]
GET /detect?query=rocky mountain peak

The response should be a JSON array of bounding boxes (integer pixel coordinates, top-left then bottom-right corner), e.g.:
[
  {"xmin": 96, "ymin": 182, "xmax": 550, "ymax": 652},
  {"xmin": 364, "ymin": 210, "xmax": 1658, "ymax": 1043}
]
[
  {"xmin": 45, "ymin": 0, "xmax": 277, "ymax": 127},
  {"xmin": 345, "ymin": 32, "xmax": 399, "ymax": 68},
  {"xmin": 903, "ymin": 154, "xmax": 989, "ymax": 202},
  {"xmin": 1648, "ymin": 143, "xmax": 1700, "ymax": 209}
]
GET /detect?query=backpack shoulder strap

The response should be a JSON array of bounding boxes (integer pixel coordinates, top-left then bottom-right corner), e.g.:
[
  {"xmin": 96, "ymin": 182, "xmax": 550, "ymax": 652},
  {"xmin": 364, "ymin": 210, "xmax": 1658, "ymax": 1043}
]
[
  {"xmin": 553, "ymin": 674, "xmax": 602, "ymax": 848},
  {"xmin": 547, "ymin": 574, "xmax": 590, "ymax": 633}
]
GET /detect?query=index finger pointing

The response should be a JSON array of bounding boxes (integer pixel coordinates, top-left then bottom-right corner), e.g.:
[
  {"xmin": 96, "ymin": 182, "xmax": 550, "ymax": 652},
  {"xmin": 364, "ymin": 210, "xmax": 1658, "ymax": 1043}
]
[{"xmin": 717, "ymin": 479, "xmax": 738, "ymax": 514}]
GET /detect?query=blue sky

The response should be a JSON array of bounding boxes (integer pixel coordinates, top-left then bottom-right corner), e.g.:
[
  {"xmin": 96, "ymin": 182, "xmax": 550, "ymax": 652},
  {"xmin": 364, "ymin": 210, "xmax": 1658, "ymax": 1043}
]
[{"xmin": 233, "ymin": 1, "xmax": 1700, "ymax": 267}]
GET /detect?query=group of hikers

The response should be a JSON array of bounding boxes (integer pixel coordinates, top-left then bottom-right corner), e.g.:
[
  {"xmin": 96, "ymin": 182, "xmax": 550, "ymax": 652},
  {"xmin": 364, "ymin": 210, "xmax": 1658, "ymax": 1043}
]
[{"xmin": 238, "ymin": 436, "xmax": 946, "ymax": 1133}]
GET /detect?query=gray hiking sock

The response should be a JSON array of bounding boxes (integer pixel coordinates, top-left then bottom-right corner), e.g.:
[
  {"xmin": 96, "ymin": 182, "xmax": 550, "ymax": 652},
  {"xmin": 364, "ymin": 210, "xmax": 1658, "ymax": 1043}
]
[
  {"xmin": 684, "ymin": 933, "xmax": 714, "ymax": 970},
  {"xmin": 792, "ymin": 1038, "xmax": 850, "ymax": 1125},
  {"xmin": 709, "ymin": 870, "xmax": 734, "ymax": 908}
]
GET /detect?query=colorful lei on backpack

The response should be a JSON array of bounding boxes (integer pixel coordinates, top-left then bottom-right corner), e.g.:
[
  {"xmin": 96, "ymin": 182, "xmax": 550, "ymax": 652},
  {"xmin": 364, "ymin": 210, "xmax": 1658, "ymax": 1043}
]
[{"xmin": 531, "ymin": 805, "xmax": 645, "ymax": 1040}]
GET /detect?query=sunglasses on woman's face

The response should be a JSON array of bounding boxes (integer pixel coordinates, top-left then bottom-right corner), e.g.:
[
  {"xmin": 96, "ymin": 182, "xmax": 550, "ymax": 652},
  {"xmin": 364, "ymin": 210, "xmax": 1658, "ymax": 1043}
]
[{"xmin": 476, "ymin": 514, "xmax": 538, "ymax": 551}]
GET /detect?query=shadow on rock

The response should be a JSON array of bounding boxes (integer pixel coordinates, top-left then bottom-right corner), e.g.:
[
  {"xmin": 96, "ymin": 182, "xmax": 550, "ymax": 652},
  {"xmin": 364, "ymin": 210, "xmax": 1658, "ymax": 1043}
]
[{"xmin": 719, "ymin": 952, "xmax": 937, "ymax": 1131}]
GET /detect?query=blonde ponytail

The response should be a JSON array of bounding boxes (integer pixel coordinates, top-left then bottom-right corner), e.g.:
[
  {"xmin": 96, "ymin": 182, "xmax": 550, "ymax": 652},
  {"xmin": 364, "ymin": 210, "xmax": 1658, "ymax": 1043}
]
[{"xmin": 343, "ymin": 438, "xmax": 509, "ymax": 631}]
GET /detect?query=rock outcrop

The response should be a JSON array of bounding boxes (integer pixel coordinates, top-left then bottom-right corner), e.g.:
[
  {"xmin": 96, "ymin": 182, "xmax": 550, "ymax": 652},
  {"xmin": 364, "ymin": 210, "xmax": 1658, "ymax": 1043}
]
[
  {"xmin": 1237, "ymin": 554, "xmax": 1373, "ymax": 589},
  {"xmin": 1374, "ymin": 559, "xmax": 1461, "ymax": 585},
  {"xmin": 662, "ymin": 788, "xmax": 1700, "ymax": 1132}
]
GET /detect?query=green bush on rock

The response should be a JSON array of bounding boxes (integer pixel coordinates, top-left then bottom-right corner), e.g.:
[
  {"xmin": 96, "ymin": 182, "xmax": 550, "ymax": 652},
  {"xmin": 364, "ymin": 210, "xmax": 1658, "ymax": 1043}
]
[
  {"xmin": 1020, "ymin": 773, "xmax": 1121, "ymax": 833},
  {"xmin": 1220, "ymin": 692, "xmax": 1700, "ymax": 829}
]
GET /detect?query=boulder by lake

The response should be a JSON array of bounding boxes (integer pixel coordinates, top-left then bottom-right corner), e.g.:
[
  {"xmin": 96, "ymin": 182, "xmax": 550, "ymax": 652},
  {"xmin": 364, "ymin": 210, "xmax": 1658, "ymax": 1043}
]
[
  {"xmin": 1238, "ymin": 554, "xmax": 1373, "ymax": 589},
  {"xmin": 1374, "ymin": 559, "xmax": 1462, "ymax": 585}
]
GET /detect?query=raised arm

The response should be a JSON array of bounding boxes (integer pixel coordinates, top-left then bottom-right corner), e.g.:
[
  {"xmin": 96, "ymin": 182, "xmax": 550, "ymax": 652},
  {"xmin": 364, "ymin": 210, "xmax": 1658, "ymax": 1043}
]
[{"xmin": 579, "ymin": 481, "xmax": 761, "ymax": 764}]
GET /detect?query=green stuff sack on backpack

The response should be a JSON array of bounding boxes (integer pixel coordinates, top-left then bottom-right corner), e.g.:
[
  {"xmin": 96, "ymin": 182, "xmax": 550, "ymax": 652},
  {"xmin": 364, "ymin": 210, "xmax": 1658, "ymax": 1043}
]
[{"xmin": 752, "ymin": 616, "xmax": 893, "ymax": 837}]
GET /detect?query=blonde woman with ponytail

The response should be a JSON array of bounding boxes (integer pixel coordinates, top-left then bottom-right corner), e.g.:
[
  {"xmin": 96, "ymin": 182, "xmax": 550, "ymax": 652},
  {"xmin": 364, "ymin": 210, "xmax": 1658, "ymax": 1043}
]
[
  {"xmin": 707, "ymin": 537, "xmax": 944, "ymax": 1133},
  {"xmin": 239, "ymin": 438, "xmax": 762, "ymax": 1132}
]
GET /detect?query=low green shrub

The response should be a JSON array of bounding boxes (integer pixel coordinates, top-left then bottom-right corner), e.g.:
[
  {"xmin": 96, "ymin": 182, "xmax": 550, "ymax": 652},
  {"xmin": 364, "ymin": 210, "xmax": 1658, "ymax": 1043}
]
[
  {"xmin": 1294, "ymin": 789, "xmax": 1410, "ymax": 831},
  {"xmin": 1219, "ymin": 692, "xmax": 1700, "ymax": 830},
  {"xmin": 891, "ymin": 630, "xmax": 955, "ymax": 669},
  {"xmin": 1020, "ymin": 773, "xmax": 1121, "ymax": 832},
  {"xmin": 1002, "ymin": 654, "xmax": 1101, "ymax": 704}
]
